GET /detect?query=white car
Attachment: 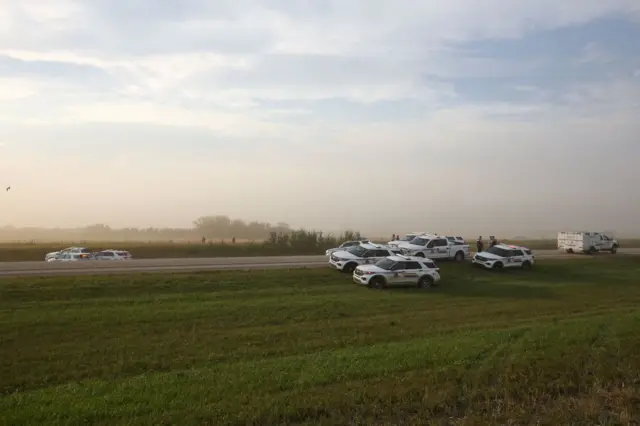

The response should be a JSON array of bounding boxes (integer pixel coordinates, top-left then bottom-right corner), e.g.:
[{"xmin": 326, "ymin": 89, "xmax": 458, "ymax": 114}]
[
  {"xmin": 44, "ymin": 247, "xmax": 91, "ymax": 261},
  {"xmin": 325, "ymin": 239, "xmax": 372, "ymax": 256},
  {"xmin": 472, "ymin": 244, "xmax": 535, "ymax": 270},
  {"xmin": 93, "ymin": 250, "xmax": 132, "ymax": 260},
  {"xmin": 47, "ymin": 253, "xmax": 92, "ymax": 262},
  {"xmin": 329, "ymin": 243, "xmax": 403, "ymax": 273},
  {"xmin": 387, "ymin": 232, "xmax": 429, "ymax": 247},
  {"xmin": 398, "ymin": 235, "xmax": 470, "ymax": 261},
  {"xmin": 353, "ymin": 255, "xmax": 441, "ymax": 289},
  {"xmin": 557, "ymin": 231, "xmax": 618, "ymax": 254}
]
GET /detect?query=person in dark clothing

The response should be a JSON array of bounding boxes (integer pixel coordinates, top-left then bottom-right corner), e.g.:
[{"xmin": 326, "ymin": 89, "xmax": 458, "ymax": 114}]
[{"xmin": 476, "ymin": 236, "xmax": 484, "ymax": 253}]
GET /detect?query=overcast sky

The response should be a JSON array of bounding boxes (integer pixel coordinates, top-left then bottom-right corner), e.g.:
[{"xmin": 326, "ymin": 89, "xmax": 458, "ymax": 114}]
[{"xmin": 1, "ymin": 1, "xmax": 640, "ymax": 236}]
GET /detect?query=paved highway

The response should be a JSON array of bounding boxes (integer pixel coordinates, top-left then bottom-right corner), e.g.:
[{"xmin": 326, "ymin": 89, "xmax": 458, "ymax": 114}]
[{"xmin": 0, "ymin": 249, "xmax": 638, "ymax": 277}]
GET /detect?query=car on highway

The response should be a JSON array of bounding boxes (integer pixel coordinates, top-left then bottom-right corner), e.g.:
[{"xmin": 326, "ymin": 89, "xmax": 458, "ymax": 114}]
[
  {"xmin": 472, "ymin": 244, "xmax": 535, "ymax": 270},
  {"xmin": 398, "ymin": 235, "xmax": 470, "ymax": 261},
  {"xmin": 47, "ymin": 252, "xmax": 93, "ymax": 262},
  {"xmin": 44, "ymin": 247, "xmax": 92, "ymax": 261},
  {"xmin": 352, "ymin": 254, "xmax": 441, "ymax": 289},
  {"xmin": 329, "ymin": 243, "xmax": 403, "ymax": 273},
  {"xmin": 93, "ymin": 250, "xmax": 132, "ymax": 260},
  {"xmin": 325, "ymin": 239, "xmax": 372, "ymax": 256}
]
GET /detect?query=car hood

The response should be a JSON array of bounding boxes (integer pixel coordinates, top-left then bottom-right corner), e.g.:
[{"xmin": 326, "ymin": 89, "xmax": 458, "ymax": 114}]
[
  {"xmin": 45, "ymin": 251, "xmax": 60, "ymax": 257},
  {"xmin": 331, "ymin": 250, "xmax": 357, "ymax": 259},
  {"xmin": 476, "ymin": 251, "xmax": 502, "ymax": 260},
  {"xmin": 356, "ymin": 264, "xmax": 387, "ymax": 273},
  {"xmin": 399, "ymin": 243, "xmax": 423, "ymax": 251}
]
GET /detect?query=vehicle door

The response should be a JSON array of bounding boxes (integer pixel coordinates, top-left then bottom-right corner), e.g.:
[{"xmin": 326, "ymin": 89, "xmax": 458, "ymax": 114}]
[
  {"xmin": 506, "ymin": 249, "xmax": 524, "ymax": 267},
  {"xmin": 396, "ymin": 260, "xmax": 423, "ymax": 283},
  {"xmin": 431, "ymin": 238, "xmax": 449, "ymax": 258},
  {"xmin": 598, "ymin": 235, "xmax": 612, "ymax": 250},
  {"xmin": 388, "ymin": 261, "xmax": 408, "ymax": 285},
  {"xmin": 360, "ymin": 249, "xmax": 378, "ymax": 265}
]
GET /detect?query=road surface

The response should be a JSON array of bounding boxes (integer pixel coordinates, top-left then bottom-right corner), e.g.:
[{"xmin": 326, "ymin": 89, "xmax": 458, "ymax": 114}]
[{"xmin": 0, "ymin": 249, "xmax": 638, "ymax": 277}]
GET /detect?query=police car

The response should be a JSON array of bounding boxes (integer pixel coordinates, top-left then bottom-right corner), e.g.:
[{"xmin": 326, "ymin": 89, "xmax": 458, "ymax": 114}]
[
  {"xmin": 472, "ymin": 244, "xmax": 535, "ymax": 270},
  {"xmin": 352, "ymin": 255, "xmax": 441, "ymax": 289},
  {"xmin": 328, "ymin": 243, "xmax": 403, "ymax": 273},
  {"xmin": 325, "ymin": 239, "xmax": 372, "ymax": 256},
  {"xmin": 398, "ymin": 234, "xmax": 470, "ymax": 261}
]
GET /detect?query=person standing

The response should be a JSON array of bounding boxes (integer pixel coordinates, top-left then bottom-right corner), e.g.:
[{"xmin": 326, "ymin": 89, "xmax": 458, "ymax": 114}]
[{"xmin": 476, "ymin": 236, "xmax": 484, "ymax": 253}]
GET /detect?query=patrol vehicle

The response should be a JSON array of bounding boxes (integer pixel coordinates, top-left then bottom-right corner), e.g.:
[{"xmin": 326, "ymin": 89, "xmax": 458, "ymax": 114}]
[
  {"xmin": 328, "ymin": 243, "xmax": 403, "ymax": 273},
  {"xmin": 398, "ymin": 234, "xmax": 469, "ymax": 261},
  {"xmin": 387, "ymin": 232, "xmax": 428, "ymax": 247},
  {"xmin": 472, "ymin": 244, "xmax": 535, "ymax": 270},
  {"xmin": 325, "ymin": 239, "xmax": 372, "ymax": 256},
  {"xmin": 352, "ymin": 254, "xmax": 441, "ymax": 289}
]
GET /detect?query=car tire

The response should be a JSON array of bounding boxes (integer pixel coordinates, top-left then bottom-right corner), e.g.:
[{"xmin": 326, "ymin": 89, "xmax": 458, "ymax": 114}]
[
  {"xmin": 454, "ymin": 251, "xmax": 464, "ymax": 262},
  {"xmin": 588, "ymin": 246, "xmax": 597, "ymax": 254},
  {"xmin": 368, "ymin": 277, "xmax": 386, "ymax": 290},
  {"xmin": 417, "ymin": 276, "xmax": 434, "ymax": 289},
  {"xmin": 611, "ymin": 245, "xmax": 618, "ymax": 254},
  {"xmin": 344, "ymin": 263, "xmax": 357, "ymax": 273},
  {"xmin": 521, "ymin": 261, "xmax": 532, "ymax": 269},
  {"xmin": 492, "ymin": 262, "xmax": 503, "ymax": 271},
  {"xmin": 566, "ymin": 249, "xmax": 573, "ymax": 254}
]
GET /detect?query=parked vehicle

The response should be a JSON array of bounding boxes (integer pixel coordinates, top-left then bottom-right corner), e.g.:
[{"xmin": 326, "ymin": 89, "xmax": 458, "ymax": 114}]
[
  {"xmin": 557, "ymin": 231, "xmax": 618, "ymax": 254},
  {"xmin": 472, "ymin": 244, "xmax": 535, "ymax": 270},
  {"xmin": 398, "ymin": 235, "xmax": 470, "ymax": 261},
  {"xmin": 352, "ymin": 255, "xmax": 441, "ymax": 289},
  {"xmin": 329, "ymin": 243, "xmax": 402, "ymax": 273},
  {"xmin": 325, "ymin": 239, "xmax": 372, "ymax": 256},
  {"xmin": 44, "ymin": 247, "xmax": 91, "ymax": 261}
]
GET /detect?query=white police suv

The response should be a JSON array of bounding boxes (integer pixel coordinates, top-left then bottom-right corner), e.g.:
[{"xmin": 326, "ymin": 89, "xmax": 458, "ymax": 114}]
[
  {"xmin": 328, "ymin": 243, "xmax": 403, "ymax": 273},
  {"xmin": 472, "ymin": 244, "xmax": 535, "ymax": 270},
  {"xmin": 352, "ymin": 254, "xmax": 441, "ymax": 289}
]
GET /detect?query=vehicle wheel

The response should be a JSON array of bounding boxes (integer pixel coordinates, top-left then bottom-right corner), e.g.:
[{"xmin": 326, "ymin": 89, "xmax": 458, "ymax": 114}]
[
  {"xmin": 416, "ymin": 252, "xmax": 425, "ymax": 258},
  {"xmin": 454, "ymin": 251, "xmax": 464, "ymax": 262},
  {"xmin": 368, "ymin": 277, "xmax": 386, "ymax": 290},
  {"xmin": 344, "ymin": 263, "xmax": 357, "ymax": 273},
  {"xmin": 611, "ymin": 245, "xmax": 618, "ymax": 254},
  {"xmin": 566, "ymin": 249, "xmax": 573, "ymax": 254},
  {"xmin": 492, "ymin": 262, "xmax": 503, "ymax": 271},
  {"xmin": 417, "ymin": 276, "xmax": 434, "ymax": 289},
  {"xmin": 588, "ymin": 246, "xmax": 597, "ymax": 255},
  {"xmin": 521, "ymin": 261, "xmax": 532, "ymax": 269}
]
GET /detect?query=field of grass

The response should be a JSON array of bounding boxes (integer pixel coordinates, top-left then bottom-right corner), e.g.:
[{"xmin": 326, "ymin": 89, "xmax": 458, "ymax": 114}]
[
  {"xmin": 1, "ymin": 237, "xmax": 640, "ymax": 262},
  {"xmin": 1, "ymin": 257, "xmax": 639, "ymax": 424}
]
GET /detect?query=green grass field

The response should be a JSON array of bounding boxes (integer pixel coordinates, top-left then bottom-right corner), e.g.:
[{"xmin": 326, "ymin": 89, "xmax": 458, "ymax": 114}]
[
  {"xmin": 1, "ymin": 257, "xmax": 639, "ymax": 424},
  {"xmin": 1, "ymin": 238, "xmax": 640, "ymax": 262}
]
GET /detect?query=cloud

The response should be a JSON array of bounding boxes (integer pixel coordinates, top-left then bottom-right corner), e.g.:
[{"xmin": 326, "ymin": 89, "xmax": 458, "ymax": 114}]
[{"xmin": 1, "ymin": 0, "xmax": 640, "ymax": 234}]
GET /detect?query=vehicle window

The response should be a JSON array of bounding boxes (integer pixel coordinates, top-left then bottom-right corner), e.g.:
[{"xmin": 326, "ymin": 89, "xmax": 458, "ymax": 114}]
[
  {"xmin": 486, "ymin": 247, "xmax": 509, "ymax": 257},
  {"xmin": 447, "ymin": 237, "xmax": 454, "ymax": 241},
  {"xmin": 509, "ymin": 249, "xmax": 524, "ymax": 256},
  {"xmin": 102, "ymin": 252, "xmax": 114, "ymax": 257},
  {"xmin": 361, "ymin": 250, "xmax": 376, "ymax": 258},
  {"xmin": 405, "ymin": 261, "xmax": 422, "ymax": 269},
  {"xmin": 390, "ymin": 261, "xmax": 406, "ymax": 270},
  {"xmin": 347, "ymin": 246, "xmax": 367, "ymax": 257},
  {"xmin": 524, "ymin": 249, "xmax": 532, "ymax": 255},
  {"xmin": 409, "ymin": 237, "xmax": 428, "ymax": 246},
  {"xmin": 434, "ymin": 239, "xmax": 448, "ymax": 247},
  {"xmin": 423, "ymin": 261, "xmax": 437, "ymax": 269},
  {"xmin": 375, "ymin": 258, "xmax": 396, "ymax": 270},
  {"xmin": 374, "ymin": 250, "xmax": 389, "ymax": 257},
  {"xmin": 426, "ymin": 240, "xmax": 435, "ymax": 248},
  {"xmin": 81, "ymin": 248, "xmax": 90, "ymax": 253}
]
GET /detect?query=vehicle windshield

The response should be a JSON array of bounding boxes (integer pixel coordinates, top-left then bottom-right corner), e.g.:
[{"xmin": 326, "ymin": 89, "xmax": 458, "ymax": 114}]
[
  {"xmin": 346, "ymin": 246, "xmax": 367, "ymax": 257},
  {"xmin": 486, "ymin": 246, "xmax": 510, "ymax": 257},
  {"xmin": 408, "ymin": 237, "xmax": 428, "ymax": 246},
  {"xmin": 375, "ymin": 258, "xmax": 396, "ymax": 270}
]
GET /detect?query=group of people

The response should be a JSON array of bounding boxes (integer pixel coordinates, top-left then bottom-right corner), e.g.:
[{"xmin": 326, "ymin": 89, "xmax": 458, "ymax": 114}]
[{"xmin": 476, "ymin": 236, "xmax": 499, "ymax": 253}]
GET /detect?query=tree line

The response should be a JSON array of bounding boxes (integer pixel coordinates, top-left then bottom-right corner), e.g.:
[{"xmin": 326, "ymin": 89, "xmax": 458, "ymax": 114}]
[{"xmin": 0, "ymin": 215, "xmax": 360, "ymax": 243}]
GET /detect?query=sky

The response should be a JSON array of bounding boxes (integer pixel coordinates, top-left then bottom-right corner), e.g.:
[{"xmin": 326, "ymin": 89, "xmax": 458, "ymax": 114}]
[{"xmin": 1, "ymin": 0, "xmax": 640, "ymax": 237}]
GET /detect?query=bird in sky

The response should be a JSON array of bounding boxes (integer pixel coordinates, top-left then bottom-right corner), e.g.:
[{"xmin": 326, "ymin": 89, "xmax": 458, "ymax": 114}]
[{"xmin": 6, "ymin": 186, "xmax": 10, "ymax": 191}]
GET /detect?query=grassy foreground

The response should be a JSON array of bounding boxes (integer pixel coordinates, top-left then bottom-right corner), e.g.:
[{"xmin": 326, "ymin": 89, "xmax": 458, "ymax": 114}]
[
  {"xmin": 1, "ymin": 257, "xmax": 640, "ymax": 424},
  {"xmin": 1, "ymin": 238, "xmax": 640, "ymax": 262}
]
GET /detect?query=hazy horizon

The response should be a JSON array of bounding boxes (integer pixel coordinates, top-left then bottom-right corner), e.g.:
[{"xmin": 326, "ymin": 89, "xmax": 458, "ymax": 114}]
[{"xmin": 2, "ymin": 1, "xmax": 640, "ymax": 237}]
